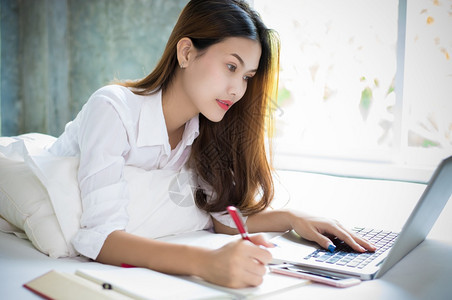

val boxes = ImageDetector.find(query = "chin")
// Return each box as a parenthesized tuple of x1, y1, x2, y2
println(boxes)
(204, 114, 225, 123)
(202, 111, 227, 123)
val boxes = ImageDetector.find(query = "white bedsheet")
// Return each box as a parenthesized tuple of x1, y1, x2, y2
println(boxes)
(2, 170, 451, 300)
(0, 230, 116, 299)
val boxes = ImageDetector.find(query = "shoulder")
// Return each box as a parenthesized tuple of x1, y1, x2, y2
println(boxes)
(90, 84, 134, 103)
(84, 84, 142, 113)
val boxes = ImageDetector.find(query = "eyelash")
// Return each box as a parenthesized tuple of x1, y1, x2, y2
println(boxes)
(227, 64, 253, 81)
(227, 64, 237, 72)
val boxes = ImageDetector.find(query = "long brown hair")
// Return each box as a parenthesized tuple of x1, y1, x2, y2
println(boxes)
(120, 0, 280, 216)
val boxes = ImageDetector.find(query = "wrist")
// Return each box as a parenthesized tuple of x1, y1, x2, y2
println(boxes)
(187, 246, 211, 278)
(284, 210, 298, 230)
(285, 210, 309, 231)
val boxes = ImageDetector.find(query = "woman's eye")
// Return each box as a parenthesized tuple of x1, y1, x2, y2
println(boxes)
(227, 64, 237, 72)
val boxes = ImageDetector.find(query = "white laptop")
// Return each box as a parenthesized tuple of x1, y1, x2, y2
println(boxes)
(270, 155, 452, 280)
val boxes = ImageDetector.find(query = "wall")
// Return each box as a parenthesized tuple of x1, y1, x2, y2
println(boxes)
(1, 0, 188, 136)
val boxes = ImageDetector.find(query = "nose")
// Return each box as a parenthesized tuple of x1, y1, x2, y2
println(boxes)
(228, 78, 247, 101)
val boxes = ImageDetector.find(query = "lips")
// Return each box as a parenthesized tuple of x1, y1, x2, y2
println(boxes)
(216, 99, 233, 111)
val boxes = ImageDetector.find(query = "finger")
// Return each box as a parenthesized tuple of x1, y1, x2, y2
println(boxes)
(242, 257, 268, 277)
(345, 230, 377, 251)
(331, 226, 367, 252)
(310, 221, 363, 252)
(243, 268, 265, 287)
(235, 246, 269, 285)
(248, 234, 276, 248)
(246, 268, 265, 287)
(310, 231, 336, 252)
(225, 266, 264, 288)
(336, 224, 377, 252)
(253, 247, 273, 265)
(243, 240, 273, 265)
(350, 234, 377, 251)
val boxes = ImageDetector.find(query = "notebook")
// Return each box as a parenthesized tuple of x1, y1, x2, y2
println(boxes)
(269, 155, 452, 280)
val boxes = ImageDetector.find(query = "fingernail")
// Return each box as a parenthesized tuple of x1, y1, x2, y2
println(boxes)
(328, 244, 336, 253)
(272, 242, 278, 247)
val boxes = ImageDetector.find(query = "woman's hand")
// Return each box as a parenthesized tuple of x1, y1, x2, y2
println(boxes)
(288, 211, 376, 253)
(197, 235, 273, 289)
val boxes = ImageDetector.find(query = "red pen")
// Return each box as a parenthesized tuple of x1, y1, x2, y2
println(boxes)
(227, 206, 252, 242)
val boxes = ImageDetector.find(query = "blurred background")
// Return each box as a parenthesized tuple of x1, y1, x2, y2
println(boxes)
(255, 0, 452, 181)
(1, 0, 451, 182)
(1, 0, 187, 136)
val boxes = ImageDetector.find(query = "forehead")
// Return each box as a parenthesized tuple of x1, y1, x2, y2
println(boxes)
(205, 37, 262, 68)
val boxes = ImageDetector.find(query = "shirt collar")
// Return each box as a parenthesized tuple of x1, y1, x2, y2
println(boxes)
(136, 90, 199, 153)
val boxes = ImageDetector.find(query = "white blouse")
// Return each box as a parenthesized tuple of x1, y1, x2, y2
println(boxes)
(49, 85, 205, 259)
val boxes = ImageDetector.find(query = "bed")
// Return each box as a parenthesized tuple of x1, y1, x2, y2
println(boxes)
(1, 168, 452, 299)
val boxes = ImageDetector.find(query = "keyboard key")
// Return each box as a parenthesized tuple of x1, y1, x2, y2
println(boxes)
(346, 261, 360, 268)
(316, 254, 333, 262)
(326, 257, 342, 264)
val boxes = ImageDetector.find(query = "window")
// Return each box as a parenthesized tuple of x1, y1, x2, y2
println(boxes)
(254, 0, 452, 182)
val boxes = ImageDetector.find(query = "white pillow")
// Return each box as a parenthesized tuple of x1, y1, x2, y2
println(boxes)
(0, 134, 212, 258)
(0, 157, 70, 258)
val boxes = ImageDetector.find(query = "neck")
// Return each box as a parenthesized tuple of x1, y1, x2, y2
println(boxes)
(161, 71, 198, 135)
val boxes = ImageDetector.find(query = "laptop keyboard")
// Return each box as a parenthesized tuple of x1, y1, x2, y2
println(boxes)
(304, 227, 399, 269)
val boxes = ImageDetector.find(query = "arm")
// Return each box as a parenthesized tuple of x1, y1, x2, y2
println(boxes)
(96, 230, 272, 288)
(215, 209, 376, 252)
(96, 230, 204, 274)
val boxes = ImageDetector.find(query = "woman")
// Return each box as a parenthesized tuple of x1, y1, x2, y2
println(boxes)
(47, 0, 375, 288)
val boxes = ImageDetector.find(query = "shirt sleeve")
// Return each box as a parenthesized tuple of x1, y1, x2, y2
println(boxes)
(71, 91, 132, 259)
(210, 211, 249, 229)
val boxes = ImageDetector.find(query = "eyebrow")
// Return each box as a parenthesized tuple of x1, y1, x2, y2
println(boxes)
(230, 53, 258, 73)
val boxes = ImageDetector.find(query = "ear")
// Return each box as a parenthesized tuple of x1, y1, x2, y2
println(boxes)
(177, 37, 195, 69)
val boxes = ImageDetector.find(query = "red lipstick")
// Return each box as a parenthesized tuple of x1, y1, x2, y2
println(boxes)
(216, 99, 233, 111)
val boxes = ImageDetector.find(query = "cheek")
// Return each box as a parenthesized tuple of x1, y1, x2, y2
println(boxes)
(238, 81, 248, 98)
(199, 62, 225, 89)
(190, 68, 225, 101)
